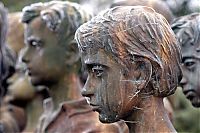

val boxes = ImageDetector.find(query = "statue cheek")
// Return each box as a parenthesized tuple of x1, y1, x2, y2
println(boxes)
(116, 81, 140, 117)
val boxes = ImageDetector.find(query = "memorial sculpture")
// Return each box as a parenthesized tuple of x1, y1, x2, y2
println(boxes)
(171, 13, 200, 108)
(75, 6, 182, 133)
(21, 1, 128, 132)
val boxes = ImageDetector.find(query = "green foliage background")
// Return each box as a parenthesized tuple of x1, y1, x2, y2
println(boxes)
(2, 0, 80, 12)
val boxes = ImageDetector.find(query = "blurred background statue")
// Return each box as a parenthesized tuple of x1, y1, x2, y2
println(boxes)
(171, 13, 200, 132)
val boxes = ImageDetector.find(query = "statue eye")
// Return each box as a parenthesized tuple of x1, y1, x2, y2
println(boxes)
(92, 65, 104, 77)
(29, 40, 41, 48)
(183, 59, 196, 71)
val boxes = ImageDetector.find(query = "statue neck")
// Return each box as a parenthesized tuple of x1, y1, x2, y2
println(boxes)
(125, 95, 176, 133)
(48, 73, 82, 109)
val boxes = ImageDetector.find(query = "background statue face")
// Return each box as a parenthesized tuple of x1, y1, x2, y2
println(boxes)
(7, 71, 35, 101)
(81, 49, 141, 123)
(22, 17, 66, 87)
(180, 41, 200, 107)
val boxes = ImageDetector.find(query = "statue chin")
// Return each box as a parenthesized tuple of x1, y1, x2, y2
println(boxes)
(191, 98, 200, 107)
(29, 77, 42, 87)
(99, 112, 119, 123)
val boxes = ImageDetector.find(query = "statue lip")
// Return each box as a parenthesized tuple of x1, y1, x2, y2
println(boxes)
(27, 67, 33, 76)
(27, 69, 32, 76)
(90, 103, 101, 112)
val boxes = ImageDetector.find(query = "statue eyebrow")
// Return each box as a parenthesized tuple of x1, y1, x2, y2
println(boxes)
(182, 56, 199, 62)
(27, 36, 41, 42)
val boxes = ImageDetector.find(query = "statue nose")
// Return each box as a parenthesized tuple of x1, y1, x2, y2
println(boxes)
(81, 77, 95, 97)
(21, 47, 30, 64)
(81, 87, 94, 97)
(180, 76, 187, 86)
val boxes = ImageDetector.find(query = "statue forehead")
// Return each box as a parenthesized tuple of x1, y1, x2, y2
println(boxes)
(25, 17, 50, 36)
(28, 17, 43, 28)
(182, 40, 200, 59)
(82, 48, 115, 67)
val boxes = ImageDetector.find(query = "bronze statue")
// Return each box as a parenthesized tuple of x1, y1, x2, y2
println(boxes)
(75, 6, 182, 132)
(111, 0, 174, 23)
(21, 1, 128, 132)
(171, 13, 200, 108)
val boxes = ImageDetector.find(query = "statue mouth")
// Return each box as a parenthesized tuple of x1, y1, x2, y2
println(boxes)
(27, 71, 32, 76)
(27, 67, 33, 77)
(90, 103, 101, 112)
(191, 98, 200, 107)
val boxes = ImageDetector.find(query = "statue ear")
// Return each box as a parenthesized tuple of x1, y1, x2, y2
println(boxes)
(65, 40, 80, 65)
(131, 58, 152, 90)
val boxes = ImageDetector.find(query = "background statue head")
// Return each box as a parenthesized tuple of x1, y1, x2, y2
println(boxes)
(75, 6, 181, 123)
(21, 1, 91, 87)
(171, 13, 200, 107)
(111, 0, 174, 23)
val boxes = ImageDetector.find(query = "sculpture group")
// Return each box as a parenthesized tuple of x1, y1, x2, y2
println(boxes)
(0, 0, 200, 132)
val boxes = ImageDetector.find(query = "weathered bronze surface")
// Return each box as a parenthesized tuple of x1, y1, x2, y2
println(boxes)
(76, 6, 182, 132)
(172, 13, 200, 108)
(21, 1, 128, 132)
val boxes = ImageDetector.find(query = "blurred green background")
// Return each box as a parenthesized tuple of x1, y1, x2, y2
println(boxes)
(2, 0, 80, 12)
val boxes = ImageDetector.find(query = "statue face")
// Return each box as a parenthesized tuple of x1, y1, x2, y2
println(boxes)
(22, 17, 66, 86)
(180, 42, 200, 107)
(81, 49, 141, 123)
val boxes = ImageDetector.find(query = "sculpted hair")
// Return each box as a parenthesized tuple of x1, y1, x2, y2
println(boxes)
(22, 0, 91, 44)
(171, 13, 200, 50)
(75, 6, 181, 97)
